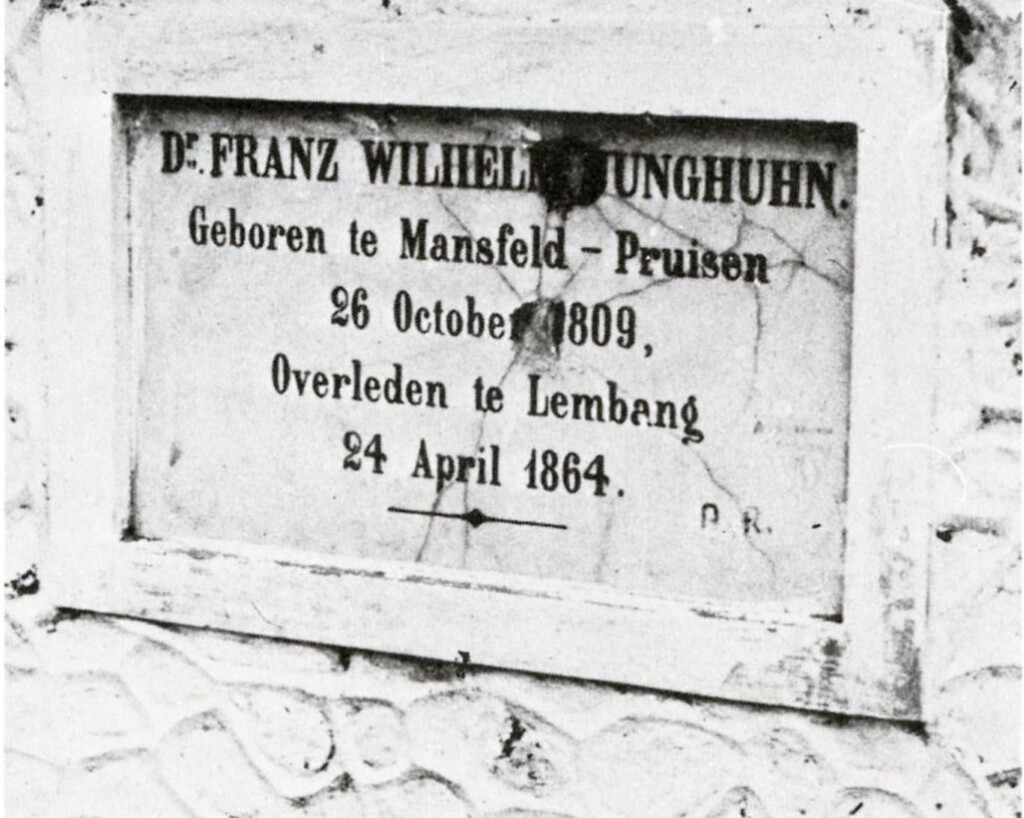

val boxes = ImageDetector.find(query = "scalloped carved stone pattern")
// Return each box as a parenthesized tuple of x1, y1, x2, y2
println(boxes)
(4, 1, 1020, 816)
(1, 610, 1014, 816)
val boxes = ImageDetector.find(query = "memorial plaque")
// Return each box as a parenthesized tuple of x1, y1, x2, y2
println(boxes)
(40, 1, 946, 716)
(125, 99, 855, 614)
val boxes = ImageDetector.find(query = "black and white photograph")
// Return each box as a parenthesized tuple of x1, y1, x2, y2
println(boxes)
(4, 1, 1021, 815)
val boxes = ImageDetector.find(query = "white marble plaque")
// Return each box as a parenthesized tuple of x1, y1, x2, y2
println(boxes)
(127, 99, 855, 613)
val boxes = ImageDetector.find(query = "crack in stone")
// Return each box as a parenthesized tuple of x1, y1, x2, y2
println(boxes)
(741, 217, 852, 294)
(408, 191, 570, 567)
(569, 352, 779, 583)
(459, 352, 521, 568)
(590, 200, 852, 433)
(590, 199, 728, 305)
(592, 502, 617, 583)
(534, 208, 559, 299)
(410, 348, 524, 568)
(412, 182, 843, 586)
(746, 285, 764, 411)
(683, 445, 778, 581)
(593, 206, 768, 410)
(413, 479, 459, 563)
(437, 194, 525, 300)
(554, 243, 601, 299)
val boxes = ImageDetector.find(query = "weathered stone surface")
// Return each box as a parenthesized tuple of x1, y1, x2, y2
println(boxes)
(7, 667, 150, 763)
(934, 666, 1022, 777)
(29, 615, 140, 675)
(156, 710, 280, 815)
(828, 787, 925, 818)
(483, 811, 580, 818)
(5, 751, 60, 818)
(120, 638, 220, 727)
(704, 786, 774, 818)
(331, 698, 409, 781)
(289, 773, 366, 818)
(369, 770, 474, 818)
(576, 717, 744, 816)
(5, 613, 39, 672)
(227, 684, 336, 778)
(151, 622, 348, 680)
(54, 749, 194, 818)
(406, 689, 577, 811)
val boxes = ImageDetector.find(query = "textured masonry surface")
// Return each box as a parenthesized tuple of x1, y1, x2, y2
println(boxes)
(5, 1, 1021, 816)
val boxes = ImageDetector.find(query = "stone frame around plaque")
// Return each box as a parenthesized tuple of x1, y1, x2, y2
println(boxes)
(39, 0, 946, 718)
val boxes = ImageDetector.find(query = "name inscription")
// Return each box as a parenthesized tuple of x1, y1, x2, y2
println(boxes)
(127, 100, 855, 612)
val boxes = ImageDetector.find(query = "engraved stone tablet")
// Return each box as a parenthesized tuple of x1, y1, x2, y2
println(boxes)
(126, 99, 855, 614)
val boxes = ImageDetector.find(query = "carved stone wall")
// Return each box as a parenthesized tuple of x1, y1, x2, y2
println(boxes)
(5, 1, 1020, 816)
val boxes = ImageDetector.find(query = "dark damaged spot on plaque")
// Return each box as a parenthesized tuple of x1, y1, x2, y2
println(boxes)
(510, 299, 565, 362)
(822, 638, 843, 658)
(532, 137, 606, 212)
(6, 566, 40, 597)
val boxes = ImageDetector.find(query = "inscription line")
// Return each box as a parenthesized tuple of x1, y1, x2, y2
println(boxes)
(387, 505, 568, 531)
